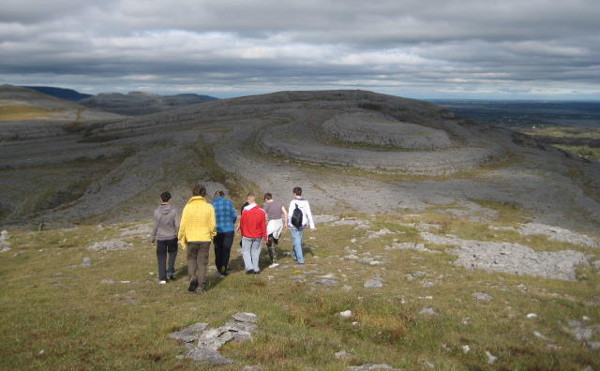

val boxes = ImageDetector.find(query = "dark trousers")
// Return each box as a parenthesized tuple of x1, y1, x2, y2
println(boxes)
(187, 242, 211, 289)
(213, 231, 234, 273)
(156, 238, 178, 280)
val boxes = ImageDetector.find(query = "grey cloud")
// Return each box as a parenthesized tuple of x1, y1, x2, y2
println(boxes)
(0, 0, 598, 98)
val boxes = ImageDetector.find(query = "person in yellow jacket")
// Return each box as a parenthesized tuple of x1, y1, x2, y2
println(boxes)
(178, 184, 216, 295)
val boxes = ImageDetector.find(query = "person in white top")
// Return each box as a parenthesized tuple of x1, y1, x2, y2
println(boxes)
(287, 186, 315, 264)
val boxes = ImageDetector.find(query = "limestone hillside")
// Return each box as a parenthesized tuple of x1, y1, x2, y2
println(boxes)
(1, 89, 598, 231)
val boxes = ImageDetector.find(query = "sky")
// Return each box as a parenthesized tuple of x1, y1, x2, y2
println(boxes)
(1, 0, 599, 99)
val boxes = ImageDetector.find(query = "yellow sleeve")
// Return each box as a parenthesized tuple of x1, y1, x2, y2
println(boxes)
(178, 205, 188, 248)
(209, 205, 217, 238)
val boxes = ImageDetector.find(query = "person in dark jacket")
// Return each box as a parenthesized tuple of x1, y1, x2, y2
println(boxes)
(151, 191, 179, 283)
(239, 193, 267, 274)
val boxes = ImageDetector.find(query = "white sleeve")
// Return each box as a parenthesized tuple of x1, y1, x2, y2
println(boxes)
(305, 201, 315, 230)
(288, 201, 294, 226)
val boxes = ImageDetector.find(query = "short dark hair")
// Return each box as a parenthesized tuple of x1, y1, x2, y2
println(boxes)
(193, 184, 207, 197)
(214, 190, 225, 198)
(293, 187, 302, 196)
(160, 191, 171, 202)
(264, 193, 273, 201)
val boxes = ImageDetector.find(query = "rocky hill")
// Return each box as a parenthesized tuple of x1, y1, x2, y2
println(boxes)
(0, 85, 123, 141)
(1, 89, 599, 370)
(79, 91, 218, 115)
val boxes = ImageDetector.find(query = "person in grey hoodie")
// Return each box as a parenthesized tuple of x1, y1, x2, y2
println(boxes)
(151, 191, 180, 283)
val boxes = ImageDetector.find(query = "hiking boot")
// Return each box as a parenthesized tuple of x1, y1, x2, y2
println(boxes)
(195, 288, 205, 295)
(246, 270, 255, 275)
(188, 280, 198, 292)
(158, 280, 167, 285)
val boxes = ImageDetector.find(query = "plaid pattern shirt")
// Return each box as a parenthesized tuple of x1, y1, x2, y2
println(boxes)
(212, 196, 237, 233)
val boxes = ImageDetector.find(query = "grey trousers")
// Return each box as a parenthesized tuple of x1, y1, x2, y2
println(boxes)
(241, 237, 262, 272)
(186, 241, 211, 289)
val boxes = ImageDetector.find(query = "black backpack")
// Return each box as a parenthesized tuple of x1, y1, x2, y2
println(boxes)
(291, 203, 303, 228)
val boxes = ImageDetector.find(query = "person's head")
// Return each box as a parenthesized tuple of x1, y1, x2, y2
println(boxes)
(264, 193, 273, 202)
(160, 191, 171, 203)
(293, 186, 302, 197)
(192, 184, 207, 197)
(213, 190, 225, 198)
(246, 192, 256, 204)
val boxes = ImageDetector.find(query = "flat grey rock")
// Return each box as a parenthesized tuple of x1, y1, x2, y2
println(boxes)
(419, 306, 438, 316)
(472, 292, 493, 301)
(186, 347, 233, 365)
(364, 278, 383, 289)
(348, 364, 395, 370)
(232, 312, 258, 323)
(167, 323, 210, 343)
(87, 240, 132, 252)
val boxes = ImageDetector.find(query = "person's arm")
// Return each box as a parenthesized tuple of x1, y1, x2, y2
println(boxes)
(151, 210, 158, 244)
(305, 201, 315, 230)
(281, 205, 289, 229)
(229, 201, 237, 224)
(262, 210, 268, 242)
(287, 201, 294, 227)
(178, 207, 187, 248)
(209, 206, 217, 238)
(173, 209, 180, 240)
(238, 210, 245, 235)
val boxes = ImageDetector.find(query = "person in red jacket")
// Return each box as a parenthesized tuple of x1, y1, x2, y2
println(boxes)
(239, 193, 267, 274)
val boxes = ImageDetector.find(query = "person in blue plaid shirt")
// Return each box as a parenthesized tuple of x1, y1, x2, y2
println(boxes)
(211, 190, 238, 276)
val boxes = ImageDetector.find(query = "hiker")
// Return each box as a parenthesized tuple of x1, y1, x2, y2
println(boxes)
(238, 200, 249, 248)
(178, 184, 216, 295)
(151, 191, 179, 284)
(263, 193, 288, 267)
(239, 193, 267, 274)
(288, 187, 315, 264)
(211, 190, 237, 276)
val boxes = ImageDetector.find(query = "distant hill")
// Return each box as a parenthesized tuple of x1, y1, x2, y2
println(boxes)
(79, 91, 219, 116)
(23, 86, 93, 101)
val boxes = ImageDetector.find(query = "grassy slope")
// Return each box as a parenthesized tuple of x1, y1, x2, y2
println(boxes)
(1, 206, 599, 370)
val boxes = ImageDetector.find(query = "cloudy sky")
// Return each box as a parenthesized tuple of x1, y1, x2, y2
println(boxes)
(1, 0, 599, 99)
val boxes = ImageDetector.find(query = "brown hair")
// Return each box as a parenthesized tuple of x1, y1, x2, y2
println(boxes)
(193, 184, 207, 197)
(293, 187, 302, 196)
(213, 190, 225, 198)
(264, 192, 273, 201)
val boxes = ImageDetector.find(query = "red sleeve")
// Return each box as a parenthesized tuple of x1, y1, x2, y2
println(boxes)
(240, 210, 245, 236)
(262, 209, 268, 239)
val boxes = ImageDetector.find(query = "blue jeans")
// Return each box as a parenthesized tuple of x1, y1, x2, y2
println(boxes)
(242, 237, 262, 272)
(290, 227, 305, 263)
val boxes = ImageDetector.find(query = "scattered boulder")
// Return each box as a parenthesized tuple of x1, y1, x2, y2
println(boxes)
(472, 292, 493, 302)
(419, 307, 438, 316)
(485, 350, 498, 364)
(364, 277, 383, 289)
(167, 323, 210, 343)
(420, 232, 588, 281)
(348, 364, 396, 370)
(168, 312, 258, 365)
(334, 350, 352, 359)
(87, 240, 132, 252)
(519, 223, 599, 248)
(422, 282, 436, 288)
(81, 257, 92, 267)
(338, 310, 353, 319)
(365, 229, 393, 238)
(385, 242, 432, 252)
